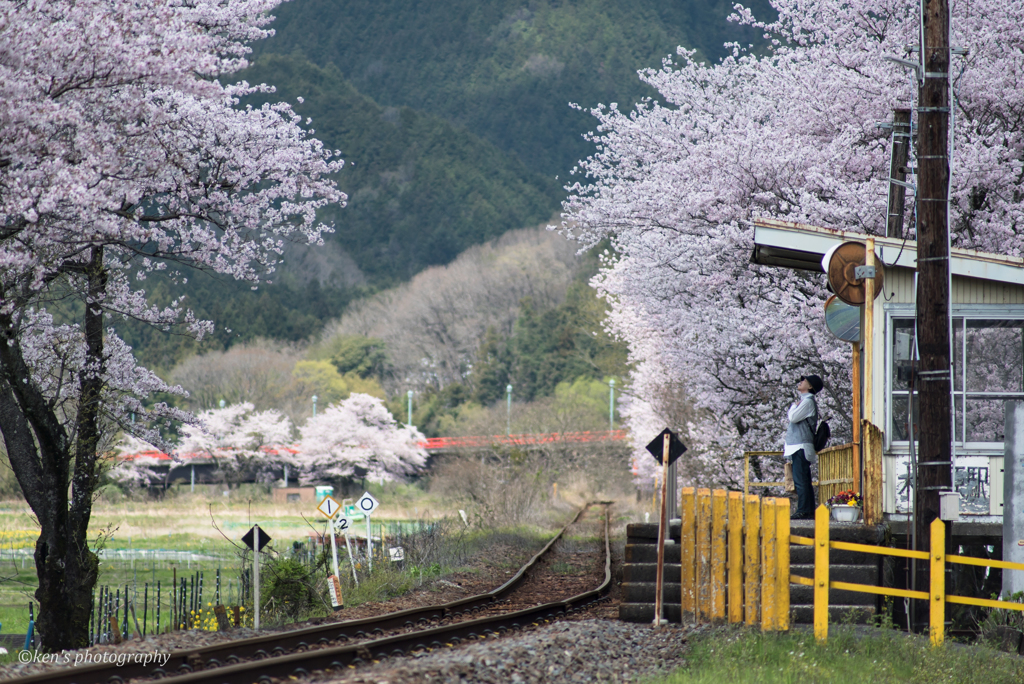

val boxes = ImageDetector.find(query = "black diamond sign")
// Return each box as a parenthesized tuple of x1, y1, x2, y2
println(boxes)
(242, 525, 272, 552)
(646, 428, 687, 466)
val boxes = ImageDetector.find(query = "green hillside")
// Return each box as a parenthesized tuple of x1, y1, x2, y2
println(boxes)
(241, 53, 561, 284)
(254, 0, 772, 176)
(124, 1, 772, 369)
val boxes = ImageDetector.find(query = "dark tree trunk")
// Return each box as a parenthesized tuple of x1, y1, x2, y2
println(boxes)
(0, 247, 106, 651)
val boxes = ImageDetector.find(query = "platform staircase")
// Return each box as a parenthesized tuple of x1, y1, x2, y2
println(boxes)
(619, 518, 882, 624)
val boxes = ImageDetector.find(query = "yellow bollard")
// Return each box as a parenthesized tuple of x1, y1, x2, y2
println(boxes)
(744, 494, 761, 626)
(680, 488, 696, 621)
(814, 504, 830, 642)
(775, 499, 791, 631)
(727, 492, 744, 624)
(696, 488, 712, 623)
(761, 498, 777, 631)
(711, 490, 728, 622)
(930, 518, 946, 646)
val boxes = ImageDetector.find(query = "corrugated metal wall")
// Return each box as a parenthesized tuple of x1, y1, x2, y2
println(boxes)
(885, 267, 1024, 304)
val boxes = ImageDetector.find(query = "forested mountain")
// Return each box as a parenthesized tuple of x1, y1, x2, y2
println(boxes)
(126, 0, 769, 372)
(240, 54, 561, 284)
(253, 0, 772, 175)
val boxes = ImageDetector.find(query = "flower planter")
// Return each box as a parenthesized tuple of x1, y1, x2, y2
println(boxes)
(831, 504, 861, 522)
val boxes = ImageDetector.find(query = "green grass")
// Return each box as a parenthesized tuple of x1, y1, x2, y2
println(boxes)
(654, 626, 1024, 684)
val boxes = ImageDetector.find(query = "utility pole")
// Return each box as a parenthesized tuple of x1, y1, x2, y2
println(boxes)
(914, 0, 952, 631)
(886, 108, 913, 238)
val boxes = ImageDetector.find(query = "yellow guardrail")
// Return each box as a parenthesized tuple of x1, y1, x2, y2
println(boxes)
(793, 504, 1024, 645)
(743, 447, 856, 502)
(680, 487, 790, 630)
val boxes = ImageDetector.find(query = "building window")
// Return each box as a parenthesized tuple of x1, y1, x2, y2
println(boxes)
(891, 316, 1024, 445)
(287, 493, 301, 502)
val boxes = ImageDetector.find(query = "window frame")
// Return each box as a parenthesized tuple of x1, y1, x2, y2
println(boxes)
(885, 306, 1024, 452)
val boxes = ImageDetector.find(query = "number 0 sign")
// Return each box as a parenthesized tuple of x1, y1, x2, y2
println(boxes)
(356, 492, 380, 516)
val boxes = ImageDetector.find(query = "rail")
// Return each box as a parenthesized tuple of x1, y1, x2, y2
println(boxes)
(791, 504, 1024, 645)
(15, 504, 610, 684)
(131, 506, 612, 684)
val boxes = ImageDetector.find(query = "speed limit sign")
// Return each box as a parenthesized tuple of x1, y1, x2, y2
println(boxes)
(356, 492, 380, 516)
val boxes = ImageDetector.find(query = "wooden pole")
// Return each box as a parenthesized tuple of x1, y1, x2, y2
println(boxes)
(915, 0, 952, 632)
(852, 343, 862, 494)
(653, 433, 670, 627)
(886, 109, 913, 238)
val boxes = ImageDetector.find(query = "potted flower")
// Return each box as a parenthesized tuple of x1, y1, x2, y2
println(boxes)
(827, 490, 863, 522)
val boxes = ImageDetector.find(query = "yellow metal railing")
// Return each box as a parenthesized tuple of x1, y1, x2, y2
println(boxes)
(680, 487, 790, 630)
(816, 443, 855, 504)
(792, 504, 1024, 645)
(743, 446, 856, 505)
(743, 451, 786, 495)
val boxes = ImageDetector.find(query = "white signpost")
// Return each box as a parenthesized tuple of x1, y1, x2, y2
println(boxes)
(317, 496, 343, 608)
(335, 514, 359, 586)
(357, 492, 380, 572)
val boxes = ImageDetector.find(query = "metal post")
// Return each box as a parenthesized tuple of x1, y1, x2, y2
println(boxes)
(407, 390, 413, 426)
(253, 524, 260, 631)
(312, 395, 317, 417)
(367, 514, 373, 573)
(343, 528, 359, 586)
(283, 464, 288, 488)
(190, 464, 194, 493)
(653, 433, 670, 628)
(609, 378, 615, 431)
(506, 384, 513, 436)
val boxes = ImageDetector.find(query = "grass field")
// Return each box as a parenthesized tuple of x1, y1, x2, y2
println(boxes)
(654, 625, 1024, 684)
(0, 481, 465, 635)
(0, 479, 610, 638)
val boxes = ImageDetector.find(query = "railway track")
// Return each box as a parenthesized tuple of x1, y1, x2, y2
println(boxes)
(20, 503, 613, 684)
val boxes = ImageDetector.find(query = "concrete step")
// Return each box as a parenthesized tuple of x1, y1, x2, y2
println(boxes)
(622, 563, 683, 584)
(788, 520, 886, 545)
(618, 602, 683, 624)
(790, 545, 880, 566)
(789, 583, 876, 607)
(620, 603, 873, 625)
(791, 604, 874, 624)
(622, 582, 681, 604)
(627, 522, 680, 544)
(789, 563, 877, 587)
(624, 543, 681, 564)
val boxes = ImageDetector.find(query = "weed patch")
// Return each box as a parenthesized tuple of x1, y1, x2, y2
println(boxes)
(655, 625, 1024, 684)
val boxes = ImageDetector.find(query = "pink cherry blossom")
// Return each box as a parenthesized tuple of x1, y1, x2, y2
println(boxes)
(561, 0, 1024, 488)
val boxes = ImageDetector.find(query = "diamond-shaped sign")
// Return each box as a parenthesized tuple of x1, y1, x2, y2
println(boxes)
(356, 491, 380, 516)
(646, 428, 687, 466)
(241, 525, 272, 552)
(317, 495, 341, 519)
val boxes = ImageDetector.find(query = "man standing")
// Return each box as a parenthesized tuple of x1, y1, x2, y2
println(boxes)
(785, 375, 823, 519)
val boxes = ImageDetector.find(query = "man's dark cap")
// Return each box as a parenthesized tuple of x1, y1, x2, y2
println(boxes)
(800, 374, 824, 395)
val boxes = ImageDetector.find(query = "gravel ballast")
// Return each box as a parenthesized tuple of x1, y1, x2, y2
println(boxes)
(321, 619, 689, 684)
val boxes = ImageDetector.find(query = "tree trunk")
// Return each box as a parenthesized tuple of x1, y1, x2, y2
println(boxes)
(0, 247, 107, 651)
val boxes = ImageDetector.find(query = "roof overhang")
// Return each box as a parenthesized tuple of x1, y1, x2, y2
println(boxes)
(752, 218, 1024, 286)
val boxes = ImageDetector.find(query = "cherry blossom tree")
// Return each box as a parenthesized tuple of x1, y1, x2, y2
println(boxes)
(298, 393, 427, 484)
(0, 0, 343, 649)
(178, 402, 295, 483)
(107, 434, 166, 490)
(561, 0, 1024, 488)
